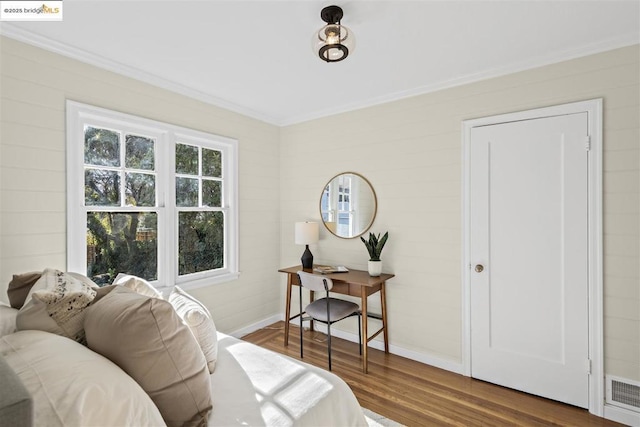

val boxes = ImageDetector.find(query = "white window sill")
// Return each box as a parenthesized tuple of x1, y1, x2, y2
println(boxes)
(155, 271, 240, 292)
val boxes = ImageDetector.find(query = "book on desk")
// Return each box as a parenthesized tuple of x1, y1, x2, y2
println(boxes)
(313, 265, 349, 274)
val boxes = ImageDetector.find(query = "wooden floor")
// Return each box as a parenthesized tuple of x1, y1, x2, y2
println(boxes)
(242, 322, 623, 427)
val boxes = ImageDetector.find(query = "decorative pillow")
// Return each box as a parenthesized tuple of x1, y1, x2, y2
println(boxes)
(16, 269, 98, 344)
(84, 286, 212, 427)
(169, 286, 218, 373)
(67, 272, 100, 289)
(92, 284, 117, 303)
(0, 330, 165, 427)
(7, 271, 42, 309)
(0, 301, 18, 337)
(113, 273, 163, 299)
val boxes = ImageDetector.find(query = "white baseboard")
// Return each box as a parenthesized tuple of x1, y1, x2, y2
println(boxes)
(284, 318, 464, 375)
(604, 404, 640, 427)
(227, 314, 282, 338)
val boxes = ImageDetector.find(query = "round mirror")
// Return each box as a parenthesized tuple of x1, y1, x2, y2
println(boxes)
(319, 172, 377, 239)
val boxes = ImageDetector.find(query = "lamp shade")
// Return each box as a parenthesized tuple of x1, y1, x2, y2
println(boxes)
(295, 222, 319, 245)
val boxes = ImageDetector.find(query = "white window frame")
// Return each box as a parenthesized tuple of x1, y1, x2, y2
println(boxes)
(66, 101, 239, 290)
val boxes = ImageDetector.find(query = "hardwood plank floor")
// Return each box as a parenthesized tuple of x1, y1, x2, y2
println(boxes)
(242, 322, 623, 427)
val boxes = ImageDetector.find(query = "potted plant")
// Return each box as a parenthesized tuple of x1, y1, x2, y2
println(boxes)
(360, 231, 388, 276)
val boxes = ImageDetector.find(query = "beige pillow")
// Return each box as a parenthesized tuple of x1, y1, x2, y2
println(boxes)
(1, 330, 166, 427)
(169, 286, 218, 373)
(7, 271, 42, 309)
(84, 286, 212, 427)
(16, 269, 97, 344)
(91, 284, 117, 304)
(113, 273, 163, 298)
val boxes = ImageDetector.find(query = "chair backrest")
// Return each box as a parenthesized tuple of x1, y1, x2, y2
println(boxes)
(297, 271, 333, 293)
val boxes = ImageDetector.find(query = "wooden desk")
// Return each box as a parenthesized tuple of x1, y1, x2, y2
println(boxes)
(278, 265, 394, 374)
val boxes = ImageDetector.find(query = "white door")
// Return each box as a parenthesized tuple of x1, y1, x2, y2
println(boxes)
(470, 112, 590, 408)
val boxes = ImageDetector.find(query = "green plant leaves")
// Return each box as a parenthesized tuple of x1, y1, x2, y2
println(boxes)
(361, 231, 389, 261)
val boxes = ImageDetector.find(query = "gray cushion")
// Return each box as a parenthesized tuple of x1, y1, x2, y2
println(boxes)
(0, 355, 33, 427)
(305, 297, 359, 323)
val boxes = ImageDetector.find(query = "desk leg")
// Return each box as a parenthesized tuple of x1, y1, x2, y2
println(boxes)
(361, 286, 368, 374)
(284, 274, 293, 347)
(381, 282, 389, 353)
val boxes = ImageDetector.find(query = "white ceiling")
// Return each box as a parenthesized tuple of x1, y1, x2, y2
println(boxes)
(2, 1, 639, 125)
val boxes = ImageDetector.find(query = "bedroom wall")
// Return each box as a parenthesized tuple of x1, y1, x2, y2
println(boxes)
(280, 45, 640, 381)
(1, 34, 637, 384)
(0, 36, 282, 333)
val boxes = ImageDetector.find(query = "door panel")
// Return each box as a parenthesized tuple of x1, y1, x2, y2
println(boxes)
(470, 113, 589, 408)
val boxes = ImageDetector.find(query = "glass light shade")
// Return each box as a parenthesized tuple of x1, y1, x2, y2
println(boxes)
(295, 221, 319, 245)
(313, 23, 355, 62)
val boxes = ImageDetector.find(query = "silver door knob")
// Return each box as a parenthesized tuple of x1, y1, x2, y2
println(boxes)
(475, 264, 484, 273)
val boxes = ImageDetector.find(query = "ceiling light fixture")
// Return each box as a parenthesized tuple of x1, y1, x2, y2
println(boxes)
(313, 5, 355, 63)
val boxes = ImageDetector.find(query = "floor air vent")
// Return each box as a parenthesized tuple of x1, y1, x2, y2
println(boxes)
(607, 375, 640, 413)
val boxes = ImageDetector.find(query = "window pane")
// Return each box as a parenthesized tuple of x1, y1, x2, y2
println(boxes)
(87, 212, 157, 285)
(126, 173, 155, 207)
(85, 169, 120, 206)
(202, 148, 221, 178)
(202, 180, 221, 207)
(178, 211, 224, 275)
(176, 177, 198, 207)
(337, 212, 350, 236)
(85, 127, 120, 167)
(126, 135, 155, 170)
(176, 143, 198, 175)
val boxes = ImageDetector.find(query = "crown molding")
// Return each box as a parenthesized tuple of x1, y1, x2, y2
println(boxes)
(280, 34, 640, 126)
(1, 23, 637, 128)
(0, 23, 281, 125)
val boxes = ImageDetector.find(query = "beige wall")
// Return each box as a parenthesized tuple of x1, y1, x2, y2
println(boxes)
(0, 36, 282, 333)
(1, 35, 638, 382)
(280, 45, 640, 380)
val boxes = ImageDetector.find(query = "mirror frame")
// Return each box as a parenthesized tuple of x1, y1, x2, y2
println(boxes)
(319, 171, 377, 239)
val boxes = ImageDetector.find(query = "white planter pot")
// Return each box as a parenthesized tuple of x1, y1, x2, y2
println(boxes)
(368, 260, 382, 277)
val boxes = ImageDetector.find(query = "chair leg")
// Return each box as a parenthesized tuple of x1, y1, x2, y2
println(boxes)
(299, 285, 303, 359)
(326, 290, 333, 371)
(327, 321, 332, 371)
(358, 312, 362, 356)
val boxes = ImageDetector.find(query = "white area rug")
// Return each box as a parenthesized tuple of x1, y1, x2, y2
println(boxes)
(362, 408, 405, 427)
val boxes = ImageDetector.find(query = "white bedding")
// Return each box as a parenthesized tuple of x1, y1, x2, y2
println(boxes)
(210, 333, 368, 426)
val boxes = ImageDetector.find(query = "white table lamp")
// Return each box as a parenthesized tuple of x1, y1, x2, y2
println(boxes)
(295, 222, 319, 269)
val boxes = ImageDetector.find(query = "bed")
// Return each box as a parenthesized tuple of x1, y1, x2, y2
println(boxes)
(0, 269, 367, 426)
